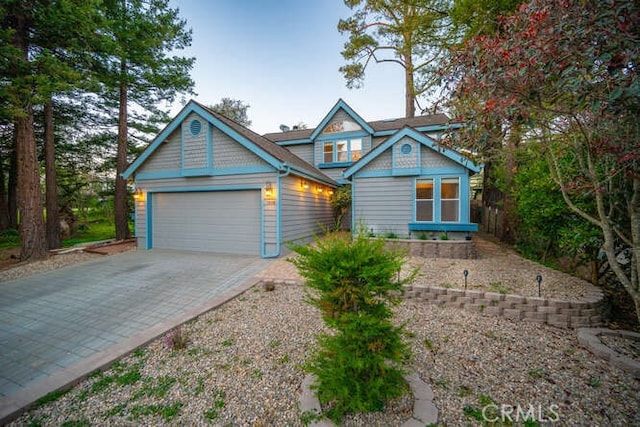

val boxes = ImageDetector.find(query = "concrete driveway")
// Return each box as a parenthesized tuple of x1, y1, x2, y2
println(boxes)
(0, 249, 272, 421)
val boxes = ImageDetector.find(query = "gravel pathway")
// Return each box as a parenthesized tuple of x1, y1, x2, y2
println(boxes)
(3, 238, 639, 426)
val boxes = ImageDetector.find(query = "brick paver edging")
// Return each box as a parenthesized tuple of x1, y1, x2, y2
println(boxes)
(300, 371, 438, 426)
(258, 280, 605, 329)
(577, 328, 640, 378)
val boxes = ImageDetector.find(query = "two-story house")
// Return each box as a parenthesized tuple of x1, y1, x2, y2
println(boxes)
(123, 99, 480, 258)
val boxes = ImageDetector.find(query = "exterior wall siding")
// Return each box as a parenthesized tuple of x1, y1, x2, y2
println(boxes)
(367, 148, 393, 171)
(212, 127, 267, 169)
(353, 177, 413, 236)
(182, 113, 207, 169)
(280, 174, 334, 247)
(284, 144, 314, 164)
(422, 146, 459, 168)
(137, 132, 181, 174)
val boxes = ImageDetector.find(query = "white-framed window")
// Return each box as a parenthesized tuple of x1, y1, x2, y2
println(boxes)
(416, 179, 434, 221)
(441, 178, 460, 222)
(322, 138, 363, 163)
(323, 142, 333, 163)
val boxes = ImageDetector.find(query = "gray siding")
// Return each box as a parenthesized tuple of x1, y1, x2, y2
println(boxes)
(353, 177, 413, 237)
(138, 131, 181, 174)
(280, 174, 333, 245)
(285, 144, 314, 164)
(212, 128, 267, 169)
(182, 113, 207, 169)
(422, 146, 459, 169)
(371, 136, 386, 148)
(393, 137, 419, 171)
(134, 198, 146, 246)
(318, 167, 345, 182)
(367, 148, 392, 171)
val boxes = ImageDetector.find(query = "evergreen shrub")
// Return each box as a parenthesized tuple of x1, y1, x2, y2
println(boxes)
(290, 231, 415, 422)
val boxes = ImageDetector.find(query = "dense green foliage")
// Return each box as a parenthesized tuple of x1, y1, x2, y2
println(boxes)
(290, 232, 415, 422)
(446, 0, 640, 322)
(0, 0, 194, 258)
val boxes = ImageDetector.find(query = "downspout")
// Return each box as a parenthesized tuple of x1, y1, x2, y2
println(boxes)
(264, 163, 291, 258)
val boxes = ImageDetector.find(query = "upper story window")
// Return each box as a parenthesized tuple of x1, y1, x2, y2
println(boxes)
(322, 119, 361, 134)
(322, 138, 362, 164)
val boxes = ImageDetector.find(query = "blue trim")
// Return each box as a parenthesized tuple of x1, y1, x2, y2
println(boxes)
(315, 130, 368, 141)
(182, 168, 211, 177)
(344, 127, 481, 179)
(392, 168, 421, 176)
(135, 165, 276, 180)
(146, 193, 153, 249)
(206, 123, 213, 168)
(180, 121, 186, 170)
(275, 139, 312, 146)
(352, 166, 467, 179)
(408, 222, 478, 232)
(147, 184, 263, 193)
(319, 162, 353, 169)
(310, 99, 374, 140)
(123, 101, 286, 179)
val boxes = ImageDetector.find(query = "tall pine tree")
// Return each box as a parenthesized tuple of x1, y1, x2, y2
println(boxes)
(97, 0, 194, 240)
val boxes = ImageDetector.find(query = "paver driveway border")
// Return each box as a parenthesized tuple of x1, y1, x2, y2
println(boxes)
(0, 249, 273, 424)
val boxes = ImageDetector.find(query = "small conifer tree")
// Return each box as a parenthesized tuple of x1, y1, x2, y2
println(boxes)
(290, 231, 415, 422)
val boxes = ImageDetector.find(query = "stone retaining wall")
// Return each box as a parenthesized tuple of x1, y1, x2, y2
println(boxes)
(401, 284, 605, 328)
(258, 280, 604, 329)
(384, 239, 477, 259)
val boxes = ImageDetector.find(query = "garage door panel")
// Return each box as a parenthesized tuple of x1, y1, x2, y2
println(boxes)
(152, 191, 260, 255)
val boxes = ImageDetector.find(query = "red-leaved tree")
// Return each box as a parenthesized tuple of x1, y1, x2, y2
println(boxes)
(446, 0, 640, 323)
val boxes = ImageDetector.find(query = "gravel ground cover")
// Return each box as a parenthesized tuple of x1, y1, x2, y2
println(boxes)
(3, 239, 639, 426)
(8, 282, 640, 426)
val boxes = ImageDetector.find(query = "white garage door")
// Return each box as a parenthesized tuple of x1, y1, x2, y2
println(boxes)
(152, 191, 261, 255)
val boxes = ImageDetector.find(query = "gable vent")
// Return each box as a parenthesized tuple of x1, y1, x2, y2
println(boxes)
(190, 119, 202, 136)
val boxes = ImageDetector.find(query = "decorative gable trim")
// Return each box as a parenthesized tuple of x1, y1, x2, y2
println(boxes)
(123, 101, 283, 179)
(343, 126, 481, 179)
(309, 99, 374, 141)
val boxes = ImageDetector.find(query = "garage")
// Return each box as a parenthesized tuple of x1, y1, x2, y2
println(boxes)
(151, 191, 261, 255)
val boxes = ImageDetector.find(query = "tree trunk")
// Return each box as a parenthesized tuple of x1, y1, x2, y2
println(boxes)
(44, 98, 61, 249)
(12, 8, 46, 260)
(403, 47, 415, 118)
(500, 123, 520, 244)
(0, 149, 10, 231)
(114, 58, 131, 240)
(16, 110, 47, 260)
(8, 130, 18, 229)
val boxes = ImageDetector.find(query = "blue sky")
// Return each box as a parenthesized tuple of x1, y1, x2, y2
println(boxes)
(168, 0, 407, 134)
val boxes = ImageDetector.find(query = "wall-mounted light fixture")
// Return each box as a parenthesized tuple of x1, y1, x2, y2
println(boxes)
(133, 188, 146, 202)
(328, 189, 334, 195)
(300, 179, 309, 190)
(264, 182, 274, 198)
(316, 186, 324, 193)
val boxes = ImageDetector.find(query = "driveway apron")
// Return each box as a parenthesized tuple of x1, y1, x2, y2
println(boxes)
(0, 249, 271, 402)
